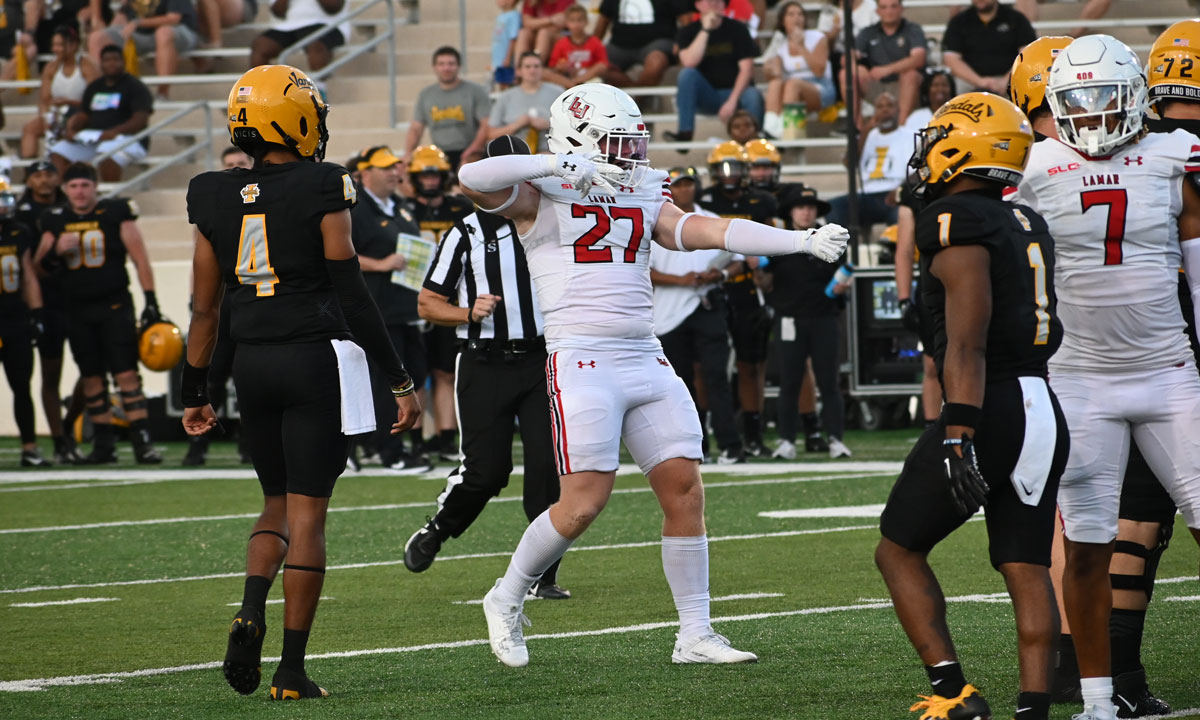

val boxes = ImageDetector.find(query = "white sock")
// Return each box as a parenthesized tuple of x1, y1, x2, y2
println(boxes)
(764, 111, 783, 137)
(1081, 676, 1114, 712)
(662, 535, 710, 640)
(494, 510, 573, 606)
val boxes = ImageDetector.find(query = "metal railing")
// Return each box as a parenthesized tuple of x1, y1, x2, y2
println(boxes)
(97, 100, 217, 197)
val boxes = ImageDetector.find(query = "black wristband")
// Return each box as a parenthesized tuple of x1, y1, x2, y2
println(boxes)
(144, 290, 158, 308)
(181, 361, 210, 408)
(942, 402, 981, 430)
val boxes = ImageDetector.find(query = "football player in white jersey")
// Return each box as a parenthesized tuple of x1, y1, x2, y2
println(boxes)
(1010, 35, 1200, 720)
(455, 83, 848, 668)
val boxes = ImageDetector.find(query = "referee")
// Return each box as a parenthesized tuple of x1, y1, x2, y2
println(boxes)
(402, 135, 568, 599)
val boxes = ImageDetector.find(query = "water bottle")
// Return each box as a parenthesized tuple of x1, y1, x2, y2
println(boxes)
(824, 264, 853, 298)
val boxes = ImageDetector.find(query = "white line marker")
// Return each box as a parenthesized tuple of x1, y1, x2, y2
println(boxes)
(224, 596, 332, 607)
(8, 597, 119, 608)
(1163, 595, 1200, 602)
(760, 504, 888, 519)
(712, 593, 785, 602)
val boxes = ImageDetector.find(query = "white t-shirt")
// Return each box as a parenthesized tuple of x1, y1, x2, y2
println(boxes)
(772, 29, 831, 83)
(274, 0, 351, 38)
(904, 106, 933, 133)
(859, 125, 910, 195)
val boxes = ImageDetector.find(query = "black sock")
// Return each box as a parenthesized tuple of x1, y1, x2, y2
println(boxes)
(801, 412, 820, 435)
(540, 558, 561, 586)
(1110, 608, 1146, 676)
(409, 429, 425, 454)
(1016, 691, 1051, 720)
(924, 661, 966, 699)
(743, 412, 762, 444)
(279, 628, 310, 673)
(129, 418, 150, 444)
(92, 422, 115, 449)
(439, 428, 457, 449)
(924, 418, 938, 429)
(241, 575, 272, 613)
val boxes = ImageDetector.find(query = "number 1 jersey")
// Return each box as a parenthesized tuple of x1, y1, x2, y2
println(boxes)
(1011, 130, 1200, 373)
(520, 170, 673, 351)
(187, 161, 357, 345)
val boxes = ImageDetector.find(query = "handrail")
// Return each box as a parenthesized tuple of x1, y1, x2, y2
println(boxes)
(96, 100, 215, 198)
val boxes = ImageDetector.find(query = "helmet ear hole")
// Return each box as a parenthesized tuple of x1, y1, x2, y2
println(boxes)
(300, 117, 308, 136)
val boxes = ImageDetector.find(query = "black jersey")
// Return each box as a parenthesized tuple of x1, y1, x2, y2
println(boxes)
(186, 161, 358, 345)
(917, 189, 1063, 383)
(699, 186, 778, 310)
(408, 194, 474, 244)
(40, 197, 137, 306)
(0, 219, 35, 317)
(15, 190, 64, 229)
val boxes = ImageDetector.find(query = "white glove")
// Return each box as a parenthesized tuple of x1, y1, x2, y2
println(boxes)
(797, 223, 849, 263)
(551, 150, 621, 197)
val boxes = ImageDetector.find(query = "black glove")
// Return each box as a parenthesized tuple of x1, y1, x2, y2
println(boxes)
(900, 298, 921, 334)
(943, 434, 989, 516)
(28, 308, 44, 347)
(140, 290, 162, 328)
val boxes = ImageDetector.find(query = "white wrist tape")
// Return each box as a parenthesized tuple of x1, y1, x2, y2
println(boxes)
(1183, 237, 1200, 334)
(723, 217, 806, 255)
(457, 154, 557, 193)
(674, 212, 696, 251)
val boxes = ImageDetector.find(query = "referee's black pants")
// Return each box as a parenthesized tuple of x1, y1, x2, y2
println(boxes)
(659, 299, 741, 452)
(436, 344, 559, 537)
(775, 314, 844, 441)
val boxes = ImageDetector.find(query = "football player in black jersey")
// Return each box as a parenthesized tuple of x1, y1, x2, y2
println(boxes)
(407, 144, 473, 460)
(183, 65, 421, 701)
(875, 93, 1070, 720)
(0, 179, 50, 466)
(34, 162, 163, 464)
(700, 140, 778, 458)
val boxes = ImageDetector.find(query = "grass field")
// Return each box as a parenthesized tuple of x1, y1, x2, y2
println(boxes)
(1, 430, 1197, 720)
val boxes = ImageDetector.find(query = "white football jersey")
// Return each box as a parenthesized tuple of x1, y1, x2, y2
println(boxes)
(1012, 130, 1200, 373)
(520, 169, 673, 352)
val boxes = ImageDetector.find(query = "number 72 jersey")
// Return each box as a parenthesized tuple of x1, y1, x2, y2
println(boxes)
(1010, 130, 1199, 373)
(187, 161, 358, 345)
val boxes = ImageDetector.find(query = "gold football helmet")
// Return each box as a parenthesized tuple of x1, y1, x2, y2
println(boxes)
(139, 321, 184, 372)
(909, 92, 1033, 196)
(408, 145, 452, 173)
(1148, 20, 1200, 112)
(1008, 35, 1073, 118)
(707, 140, 748, 190)
(227, 65, 328, 161)
(743, 138, 782, 190)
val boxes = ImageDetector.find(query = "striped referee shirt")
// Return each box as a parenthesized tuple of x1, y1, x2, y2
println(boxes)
(422, 210, 545, 341)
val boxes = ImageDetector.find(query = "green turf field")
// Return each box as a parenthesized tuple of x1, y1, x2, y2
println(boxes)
(1, 431, 1197, 719)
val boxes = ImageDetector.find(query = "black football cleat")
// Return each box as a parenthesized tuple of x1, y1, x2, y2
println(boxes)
(909, 684, 991, 720)
(182, 438, 207, 466)
(53, 436, 84, 465)
(805, 432, 830, 453)
(530, 581, 572, 600)
(403, 517, 445, 573)
(222, 607, 266, 695)
(1114, 669, 1170, 718)
(20, 448, 52, 467)
(132, 429, 163, 465)
(269, 667, 329, 700)
(82, 446, 119, 465)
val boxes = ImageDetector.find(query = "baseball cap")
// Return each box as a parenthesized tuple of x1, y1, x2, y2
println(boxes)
(357, 145, 403, 170)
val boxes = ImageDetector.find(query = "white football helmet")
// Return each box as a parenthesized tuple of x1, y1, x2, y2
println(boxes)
(1046, 35, 1148, 157)
(548, 84, 651, 188)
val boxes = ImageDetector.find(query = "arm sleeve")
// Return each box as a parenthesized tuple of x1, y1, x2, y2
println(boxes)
(326, 256, 410, 386)
(423, 223, 468, 295)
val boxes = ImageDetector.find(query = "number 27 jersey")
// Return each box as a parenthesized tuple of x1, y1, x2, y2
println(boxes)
(520, 170, 673, 351)
(1010, 131, 1199, 373)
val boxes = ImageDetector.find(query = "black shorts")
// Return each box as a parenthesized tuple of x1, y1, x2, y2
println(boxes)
(728, 304, 772, 364)
(261, 24, 345, 53)
(880, 376, 1070, 568)
(426, 324, 457, 375)
(1118, 442, 1178, 524)
(66, 294, 139, 377)
(233, 341, 349, 498)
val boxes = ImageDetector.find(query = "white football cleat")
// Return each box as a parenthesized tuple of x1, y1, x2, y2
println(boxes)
(482, 579, 531, 668)
(772, 440, 797, 460)
(1071, 703, 1118, 720)
(671, 632, 758, 664)
(828, 437, 852, 459)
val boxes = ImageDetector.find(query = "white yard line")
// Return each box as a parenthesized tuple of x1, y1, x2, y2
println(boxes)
(1162, 595, 1200, 602)
(453, 591, 785, 607)
(8, 597, 119, 608)
(225, 596, 332, 607)
(760, 504, 888, 519)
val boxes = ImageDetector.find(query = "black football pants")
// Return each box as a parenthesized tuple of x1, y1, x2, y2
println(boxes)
(659, 300, 742, 452)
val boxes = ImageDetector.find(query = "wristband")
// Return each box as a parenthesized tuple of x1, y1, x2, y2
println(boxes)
(181, 361, 210, 408)
(941, 402, 981, 430)
(391, 377, 416, 398)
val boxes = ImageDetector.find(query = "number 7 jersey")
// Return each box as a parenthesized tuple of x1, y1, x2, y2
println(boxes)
(186, 161, 358, 344)
(1010, 130, 1200, 373)
(520, 170, 673, 351)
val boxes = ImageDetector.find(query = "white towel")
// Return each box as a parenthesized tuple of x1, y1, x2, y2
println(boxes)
(330, 339, 375, 436)
(1010, 376, 1057, 506)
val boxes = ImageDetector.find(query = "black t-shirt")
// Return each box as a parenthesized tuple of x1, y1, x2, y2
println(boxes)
(16, 189, 66, 306)
(941, 4, 1035, 79)
(676, 17, 759, 89)
(764, 252, 843, 318)
(351, 190, 422, 326)
(408, 194, 475, 245)
(0, 219, 35, 323)
(187, 161, 358, 345)
(601, 0, 688, 50)
(41, 198, 137, 306)
(917, 189, 1062, 383)
(699, 185, 777, 309)
(81, 73, 153, 142)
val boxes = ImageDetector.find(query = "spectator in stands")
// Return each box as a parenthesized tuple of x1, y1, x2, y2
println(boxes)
(818, 0, 875, 91)
(666, 0, 764, 144)
(197, 0, 257, 49)
(406, 46, 491, 170)
(593, 0, 689, 88)
(826, 91, 905, 230)
(841, 0, 925, 125)
(942, 0, 1034, 94)
(516, 0, 570, 64)
(692, 0, 759, 35)
(21, 26, 98, 159)
(763, 1, 834, 138)
(49, 44, 152, 182)
(491, 0, 522, 89)
(32, 0, 114, 53)
(1014, 0, 1111, 37)
(488, 52, 562, 153)
(249, 0, 346, 79)
(902, 67, 953, 131)
(543, 4, 608, 87)
(726, 108, 759, 144)
(221, 145, 252, 169)
(88, 0, 201, 99)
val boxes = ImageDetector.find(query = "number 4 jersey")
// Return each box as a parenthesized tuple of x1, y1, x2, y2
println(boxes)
(187, 161, 357, 344)
(520, 170, 673, 351)
(1011, 130, 1199, 373)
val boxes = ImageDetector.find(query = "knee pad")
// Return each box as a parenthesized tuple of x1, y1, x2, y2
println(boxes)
(84, 391, 108, 417)
(1111, 523, 1173, 600)
(118, 387, 147, 412)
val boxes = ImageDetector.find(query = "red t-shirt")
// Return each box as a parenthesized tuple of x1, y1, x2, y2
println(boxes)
(549, 35, 608, 71)
(691, 0, 755, 24)
(523, 0, 572, 17)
